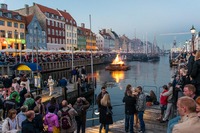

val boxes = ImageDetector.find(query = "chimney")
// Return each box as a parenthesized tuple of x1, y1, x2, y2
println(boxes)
(0, 3, 7, 10)
(81, 23, 85, 28)
(64, 10, 66, 12)
(33, 2, 36, 6)
(25, 4, 29, 15)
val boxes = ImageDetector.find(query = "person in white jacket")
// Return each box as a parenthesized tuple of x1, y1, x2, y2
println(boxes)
(2, 109, 19, 133)
(48, 76, 54, 96)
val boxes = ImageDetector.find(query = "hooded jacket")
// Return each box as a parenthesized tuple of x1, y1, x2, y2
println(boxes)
(44, 112, 59, 132)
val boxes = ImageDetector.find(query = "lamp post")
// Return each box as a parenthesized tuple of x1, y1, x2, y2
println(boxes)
(14, 30, 17, 64)
(190, 25, 196, 52)
(185, 40, 188, 53)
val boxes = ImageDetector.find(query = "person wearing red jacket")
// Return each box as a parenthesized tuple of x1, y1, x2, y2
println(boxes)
(156, 85, 168, 121)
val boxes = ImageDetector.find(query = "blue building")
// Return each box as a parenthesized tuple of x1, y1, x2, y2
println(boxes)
(25, 15, 46, 49)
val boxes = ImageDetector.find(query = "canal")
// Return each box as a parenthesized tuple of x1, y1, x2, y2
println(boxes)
(42, 54, 176, 127)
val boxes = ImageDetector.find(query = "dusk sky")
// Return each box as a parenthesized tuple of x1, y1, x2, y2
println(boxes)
(1, 0, 200, 49)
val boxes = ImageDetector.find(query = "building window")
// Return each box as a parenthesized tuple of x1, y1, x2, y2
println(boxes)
(0, 20, 4, 26)
(56, 30, 58, 36)
(8, 31, 12, 38)
(0, 30, 5, 37)
(20, 32, 25, 39)
(45, 12, 49, 17)
(8, 13, 12, 18)
(14, 23, 18, 28)
(63, 39, 65, 44)
(17, 15, 21, 20)
(52, 29, 54, 35)
(7, 21, 12, 27)
(20, 24, 24, 29)
(48, 28, 50, 34)
(56, 38, 58, 43)
(42, 38, 45, 43)
(56, 22, 58, 27)
(48, 37, 51, 43)
(29, 29, 32, 34)
(42, 31, 46, 36)
(59, 39, 61, 44)
(52, 38, 55, 43)
(52, 21, 54, 26)
(30, 37, 33, 43)
(47, 20, 50, 25)
(0, 11, 2, 16)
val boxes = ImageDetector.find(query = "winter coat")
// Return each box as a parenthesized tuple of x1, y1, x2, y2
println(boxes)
(160, 90, 168, 105)
(44, 112, 59, 132)
(191, 59, 200, 85)
(34, 113, 44, 133)
(21, 119, 39, 133)
(123, 95, 137, 115)
(57, 106, 78, 133)
(99, 105, 113, 125)
(46, 103, 59, 114)
(19, 88, 27, 106)
(136, 92, 146, 112)
(73, 99, 90, 122)
(9, 91, 20, 103)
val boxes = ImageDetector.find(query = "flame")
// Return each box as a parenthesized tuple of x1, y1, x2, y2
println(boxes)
(111, 71, 125, 83)
(112, 54, 124, 65)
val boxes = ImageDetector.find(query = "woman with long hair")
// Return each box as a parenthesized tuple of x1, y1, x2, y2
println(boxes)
(99, 93, 113, 133)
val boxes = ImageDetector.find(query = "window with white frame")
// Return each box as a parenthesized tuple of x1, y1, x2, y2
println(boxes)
(48, 37, 51, 43)
(47, 20, 50, 25)
(52, 21, 54, 26)
(48, 28, 50, 34)
(52, 29, 54, 35)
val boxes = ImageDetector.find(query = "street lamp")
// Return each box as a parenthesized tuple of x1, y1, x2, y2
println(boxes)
(190, 25, 196, 52)
(185, 40, 188, 52)
(14, 30, 17, 64)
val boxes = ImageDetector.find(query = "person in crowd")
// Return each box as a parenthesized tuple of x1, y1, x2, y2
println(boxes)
(132, 87, 139, 127)
(161, 82, 174, 122)
(183, 84, 197, 100)
(57, 100, 78, 133)
(123, 88, 137, 133)
(44, 105, 59, 133)
(149, 90, 158, 105)
(47, 75, 54, 96)
(32, 96, 45, 116)
(23, 93, 35, 110)
(73, 97, 90, 133)
(21, 110, 38, 133)
(167, 84, 197, 133)
(20, 76, 30, 92)
(59, 77, 68, 88)
(99, 93, 113, 133)
(9, 87, 20, 103)
(34, 106, 44, 133)
(3, 75, 12, 98)
(172, 96, 200, 133)
(97, 86, 108, 112)
(136, 86, 146, 133)
(124, 84, 132, 96)
(2, 109, 19, 133)
(19, 83, 27, 106)
(46, 97, 59, 114)
(71, 67, 77, 83)
(157, 85, 168, 122)
(187, 50, 196, 76)
(4, 94, 19, 117)
(17, 105, 28, 130)
(196, 96, 200, 117)
(12, 78, 20, 92)
(191, 50, 200, 96)
(0, 88, 3, 121)
(81, 66, 86, 80)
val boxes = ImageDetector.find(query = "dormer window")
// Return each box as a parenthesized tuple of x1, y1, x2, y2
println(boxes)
(66, 19, 68, 22)
(61, 17, 64, 21)
(8, 13, 12, 18)
(56, 16, 59, 19)
(17, 15, 21, 20)
(51, 14, 54, 18)
(45, 12, 49, 17)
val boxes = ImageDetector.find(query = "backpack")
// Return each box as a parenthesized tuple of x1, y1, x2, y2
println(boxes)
(60, 108, 72, 129)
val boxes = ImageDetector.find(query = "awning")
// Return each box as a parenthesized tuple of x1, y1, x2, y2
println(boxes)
(12, 63, 42, 71)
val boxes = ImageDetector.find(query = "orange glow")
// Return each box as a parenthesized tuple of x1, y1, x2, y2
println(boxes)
(111, 71, 124, 83)
(111, 54, 124, 65)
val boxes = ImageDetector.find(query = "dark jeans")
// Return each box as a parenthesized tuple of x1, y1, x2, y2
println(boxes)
(125, 114, 134, 133)
(138, 111, 145, 132)
(99, 124, 109, 133)
(76, 120, 86, 133)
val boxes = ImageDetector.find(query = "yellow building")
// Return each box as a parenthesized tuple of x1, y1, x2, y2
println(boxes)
(0, 4, 26, 51)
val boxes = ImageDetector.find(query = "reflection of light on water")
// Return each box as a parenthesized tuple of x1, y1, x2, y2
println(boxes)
(111, 71, 124, 83)
(118, 82, 123, 90)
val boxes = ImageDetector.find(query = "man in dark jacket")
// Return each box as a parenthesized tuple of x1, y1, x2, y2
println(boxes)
(187, 50, 196, 76)
(22, 110, 38, 133)
(123, 89, 137, 133)
(73, 97, 90, 133)
(96, 86, 108, 111)
(4, 94, 19, 117)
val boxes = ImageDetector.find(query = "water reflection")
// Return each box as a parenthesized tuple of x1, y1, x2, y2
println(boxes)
(111, 71, 125, 83)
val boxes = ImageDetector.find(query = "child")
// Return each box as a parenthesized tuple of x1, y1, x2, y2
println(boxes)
(156, 85, 168, 121)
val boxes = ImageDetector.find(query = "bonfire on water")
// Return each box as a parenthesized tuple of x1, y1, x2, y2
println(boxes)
(111, 54, 124, 65)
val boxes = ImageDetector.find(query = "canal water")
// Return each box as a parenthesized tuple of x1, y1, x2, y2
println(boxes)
(42, 54, 176, 127)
